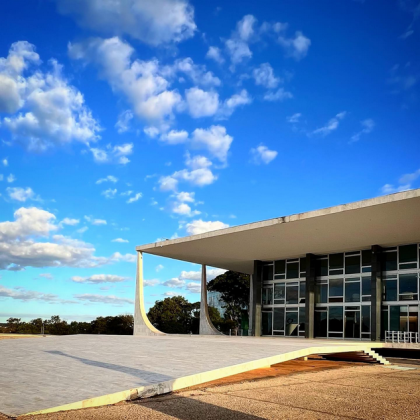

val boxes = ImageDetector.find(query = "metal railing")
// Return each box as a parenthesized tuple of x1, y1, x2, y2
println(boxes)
(385, 331, 419, 343)
(229, 328, 248, 337)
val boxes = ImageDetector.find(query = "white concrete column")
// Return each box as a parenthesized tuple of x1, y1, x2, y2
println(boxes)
(199, 264, 223, 335)
(133, 251, 165, 336)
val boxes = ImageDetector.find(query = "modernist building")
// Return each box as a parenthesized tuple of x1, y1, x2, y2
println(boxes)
(135, 189, 420, 341)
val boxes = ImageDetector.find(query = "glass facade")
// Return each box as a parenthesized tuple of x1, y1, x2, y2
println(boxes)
(260, 244, 420, 340)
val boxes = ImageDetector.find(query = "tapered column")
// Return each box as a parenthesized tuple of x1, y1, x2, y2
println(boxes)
(249, 260, 262, 337)
(133, 251, 165, 336)
(199, 265, 222, 335)
(371, 245, 383, 342)
(305, 254, 316, 339)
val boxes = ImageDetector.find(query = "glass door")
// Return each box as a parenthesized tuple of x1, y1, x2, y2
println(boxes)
(345, 307, 361, 339)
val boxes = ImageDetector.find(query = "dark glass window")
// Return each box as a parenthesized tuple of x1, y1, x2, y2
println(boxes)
(408, 307, 418, 334)
(262, 312, 272, 335)
(274, 260, 285, 277)
(329, 253, 344, 275)
(345, 280, 360, 302)
(362, 306, 371, 333)
(262, 287, 273, 305)
(329, 307, 344, 332)
(274, 283, 285, 303)
(381, 308, 388, 338)
(384, 279, 397, 301)
(315, 310, 328, 337)
(315, 258, 328, 277)
(345, 255, 360, 274)
(273, 308, 284, 331)
(390, 306, 408, 332)
(329, 278, 343, 302)
(299, 281, 306, 303)
(362, 276, 371, 296)
(399, 274, 418, 301)
(285, 310, 298, 336)
(300, 257, 307, 277)
(262, 264, 273, 281)
(384, 251, 397, 271)
(362, 250, 372, 267)
(299, 307, 306, 335)
(286, 262, 299, 279)
(316, 283, 328, 303)
(286, 283, 299, 304)
(399, 244, 417, 264)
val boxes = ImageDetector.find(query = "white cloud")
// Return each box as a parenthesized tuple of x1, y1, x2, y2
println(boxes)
(160, 129, 188, 145)
(96, 175, 118, 184)
(2, 158, 8, 166)
(1, 41, 100, 152)
(185, 87, 219, 118)
(69, 37, 182, 127)
(143, 126, 160, 138)
(380, 168, 420, 195)
(167, 57, 221, 87)
(71, 274, 128, 284)
(121, 190, 133, 196)
(174, 191, 195, 203)
(127, 192, 142, 203)
(250, 144, 278, 165)
(101, 188, 117, 199)
(77, 226, 88, 234)
(155, 264, 164, 272)
(237, 14, 257, 41)
(287, 113, 301, 123)
(163, 278, 185, 288)
(90, 142, 133, 165)
(277, 31, 311, 60)
(6, 174, 16, 183)
(172, 202, 200, 217)
(115, 109, 133, 133)
(60, 218, 80, 226)
(112, 238, 128, 243)
(185, 219, 229, 235)
(185, 282, 201, 293)
(311, 112, 347, 136)
(73, 293, 134, 305)
(253, 63, 280, 89)
(0, 207, 135, 271)
(85, 216, 107, 225)
(144, 279, 160, 287)
(164, 291, 180, 297)
(218, 89, 252, 118)
(0, 284, 73, 304)
(179, 268, 225, 281)
(56, 0, 196, 46)
(39, 273, 53, 280)
(6, 187, 36, 202)
(206, 46, 224, 64)
(350, 119, 375, 143)
(190, 125, 233, 163)
(263, 88, 293, 102)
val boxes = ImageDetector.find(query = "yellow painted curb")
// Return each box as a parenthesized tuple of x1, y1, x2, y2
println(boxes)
(23, 343, 384, 416)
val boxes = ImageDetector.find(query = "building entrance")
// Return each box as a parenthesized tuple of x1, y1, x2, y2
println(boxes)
(345, 307, 360, 339)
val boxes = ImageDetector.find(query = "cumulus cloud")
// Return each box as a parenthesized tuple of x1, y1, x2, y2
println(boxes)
(380, 168, 420, 195)
(179, 268, 225, 281)
(0, 207, 135, 270)
(185, 219, 229, 235)
(85, 216, 107, 225)
(0, 284, 74, 304)
(6, 187, 37, 202)
(155, 264, 164, 272)
(71, 274, 129, 284)
(277, 31, 311, 60)
(163, 278, 185, 288)
(73, 293, 134, 305)
(7, 174, 16, 183)
(287, 113, 302, 123)
(96, 175, 118, 184)
(311, 112, 347, 137)
(218, 89, 252, 118)
(250, 144, 278, 164)
(69, 37, 182, 127)
(56, 0, 196, 46)
(206, 46, 224, 64)
(144, 279, 160, 287)
(185, 87, 219, 118)
(159, 129, 189, 145)
(0, 41, 100, 152)
(185, 282, 201, 293)
(101, 188, 117, 199)
(90, 143, 133, 165)
(253, 63, 280, 89)
(126, 192, 142, 203)
(115, 110, 133, 133)
(39, 273, 53, 279)
(225, 15, 256, 66)
(112, 238, 128, 243)
(263, 88, 293, 102)
(60, 218, 80, 226)
(350, 119, 375, 143)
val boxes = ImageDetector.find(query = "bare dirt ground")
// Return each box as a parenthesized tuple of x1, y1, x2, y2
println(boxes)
(6, 358, 419, 420)
(0, 335, 40, 340)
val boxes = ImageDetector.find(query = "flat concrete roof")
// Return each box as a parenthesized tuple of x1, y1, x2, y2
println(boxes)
(137, 189, 420, 274)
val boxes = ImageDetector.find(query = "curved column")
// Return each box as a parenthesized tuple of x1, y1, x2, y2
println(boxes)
(134, 251, 165, 336)
(200, 265, 223, 335)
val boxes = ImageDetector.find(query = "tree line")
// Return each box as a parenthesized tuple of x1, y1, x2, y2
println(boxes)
(0, 271, 250, 335)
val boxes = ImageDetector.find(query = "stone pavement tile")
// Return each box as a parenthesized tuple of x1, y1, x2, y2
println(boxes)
(227, 380, 420, 420)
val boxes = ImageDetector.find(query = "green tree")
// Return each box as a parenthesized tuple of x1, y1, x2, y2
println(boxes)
(148, 296, 196, 334)
(207, 271, 250, 329)
(6, 317, 22, 333)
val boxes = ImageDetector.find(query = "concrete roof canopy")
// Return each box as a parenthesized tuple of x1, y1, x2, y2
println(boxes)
(137, 189, 420, 274)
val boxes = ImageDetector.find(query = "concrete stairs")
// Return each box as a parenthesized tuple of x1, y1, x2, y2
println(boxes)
(321, 350, 390, 365)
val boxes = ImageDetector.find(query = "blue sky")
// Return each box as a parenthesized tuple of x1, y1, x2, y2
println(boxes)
(0, 0, 419, 323)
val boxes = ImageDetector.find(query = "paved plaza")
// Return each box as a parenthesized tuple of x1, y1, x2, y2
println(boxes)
(0, 335, 384, 417)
